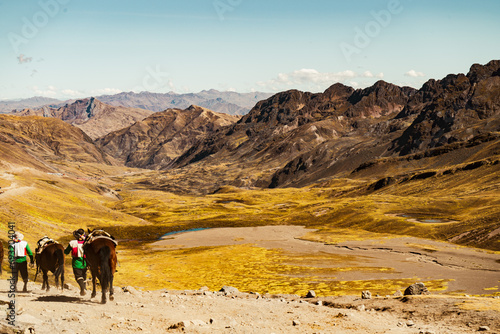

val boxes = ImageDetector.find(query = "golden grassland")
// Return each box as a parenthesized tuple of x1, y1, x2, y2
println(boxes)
(115, 243, 451, 296)
(1, 161, 499, 297)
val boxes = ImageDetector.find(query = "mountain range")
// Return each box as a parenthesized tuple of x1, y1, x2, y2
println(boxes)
(1, 90, 272, 115)
(164, 60, 500, 190)
(1, 60, 499, 192)
(96, 90, 272, 115)
(0, 96, 61, 113)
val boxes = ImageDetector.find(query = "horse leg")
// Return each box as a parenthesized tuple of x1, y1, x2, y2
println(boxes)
(101, 288, 107, 304)
(91, 271, 97, 299)
(43, 270, 49, 292)
(61, 268, 65, 291)
(109, 274, 114, 301)
(55, 270, 60, 289)
(100, 272, 107, 304)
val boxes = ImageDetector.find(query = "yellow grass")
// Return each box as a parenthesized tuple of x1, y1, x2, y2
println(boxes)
(1, 161, 499, 295)
(116, 243, 450, 296)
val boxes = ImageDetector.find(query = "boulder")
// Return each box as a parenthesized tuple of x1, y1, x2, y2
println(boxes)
(219, 286, 239, 295)
(404, 283, 429, 296)
(361, 290, 372, 299)
(306, 290, 316, 298)
(123, 286, 139, 295)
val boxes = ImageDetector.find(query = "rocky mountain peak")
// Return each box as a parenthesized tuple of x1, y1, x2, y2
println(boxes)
(346, 80, 414, 119)
(467, 59, 500, 83)
(322, 83, 354, 99)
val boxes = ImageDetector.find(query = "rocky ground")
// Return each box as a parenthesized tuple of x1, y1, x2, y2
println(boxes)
(0, 279, 499, 334)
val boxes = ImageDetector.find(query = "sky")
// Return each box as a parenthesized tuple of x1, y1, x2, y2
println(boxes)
(0, 0, 499, 100)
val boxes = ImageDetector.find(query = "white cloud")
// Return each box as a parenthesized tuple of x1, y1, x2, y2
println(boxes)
(92, 88, 123, 96)
(257, 69, 385, 92)
(32, 85, 58, 97)
(17, 54, 33, 64)
(31, 86, 87, 99)
(405, 70, 425, 77)
(61, 89, 83, 97)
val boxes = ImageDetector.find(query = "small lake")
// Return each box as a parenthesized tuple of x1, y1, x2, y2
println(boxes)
(160, 228, 211, 239)
(386, 213, 456, 224)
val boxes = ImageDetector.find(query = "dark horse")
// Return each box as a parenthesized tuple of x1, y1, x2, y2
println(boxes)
(84, 229, 117, 304)
(35, 242, 65, 291)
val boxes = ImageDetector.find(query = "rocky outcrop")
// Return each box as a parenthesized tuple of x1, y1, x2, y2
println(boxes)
(391, 60, 500, 156)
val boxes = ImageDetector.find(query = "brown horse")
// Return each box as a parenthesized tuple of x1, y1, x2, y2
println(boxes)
(35, 242, 65, 291)
(83, 230, 117, 304)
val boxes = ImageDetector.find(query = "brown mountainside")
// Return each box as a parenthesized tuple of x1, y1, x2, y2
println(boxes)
(0, 115, 113, 170)
(391, 60, 500, 155)
(96, 105, 240, 169)
(166, 60, 500, 190)
(171, 81, 414, 177)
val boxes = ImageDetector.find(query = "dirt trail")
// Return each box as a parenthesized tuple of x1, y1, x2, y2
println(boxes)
(0, 279, 499, 334)
(0, 171, 34, 198)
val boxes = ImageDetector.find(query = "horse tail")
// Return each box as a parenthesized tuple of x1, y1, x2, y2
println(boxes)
(54, 247, 65, 279)
(99, 246, 111, 293)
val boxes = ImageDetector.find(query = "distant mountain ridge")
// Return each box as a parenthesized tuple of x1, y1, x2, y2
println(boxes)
(96, 90, 272, 115)
(0, 96, 61, 113)
(1, 90, 272, 115)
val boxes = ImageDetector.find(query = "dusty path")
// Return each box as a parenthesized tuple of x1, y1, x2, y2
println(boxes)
(0, 279, 499, 334)
(153, 226, 500, 295)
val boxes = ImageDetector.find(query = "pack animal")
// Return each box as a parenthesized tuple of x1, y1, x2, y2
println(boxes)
(35, 240, 65, 291)
(84, 229, 117, 304)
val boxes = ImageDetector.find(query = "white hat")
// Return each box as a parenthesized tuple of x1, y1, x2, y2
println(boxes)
(14, 232, 24, 240)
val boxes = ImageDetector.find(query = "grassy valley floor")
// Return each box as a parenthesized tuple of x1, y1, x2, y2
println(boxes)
(1, 162, 499, 298)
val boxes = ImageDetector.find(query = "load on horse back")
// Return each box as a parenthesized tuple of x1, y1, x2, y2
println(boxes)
(35, 236, 65, 291)
(84, 229, 117, 304)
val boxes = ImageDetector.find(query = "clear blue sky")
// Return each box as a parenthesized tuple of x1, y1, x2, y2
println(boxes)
(1, 0, 499, 100)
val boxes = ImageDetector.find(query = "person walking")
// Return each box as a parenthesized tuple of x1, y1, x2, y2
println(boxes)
(10, 232, 34, 292)
(64, 228, 87, 296)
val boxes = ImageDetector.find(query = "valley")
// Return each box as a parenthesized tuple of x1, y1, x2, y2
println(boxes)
(0, 60, 499, 301)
